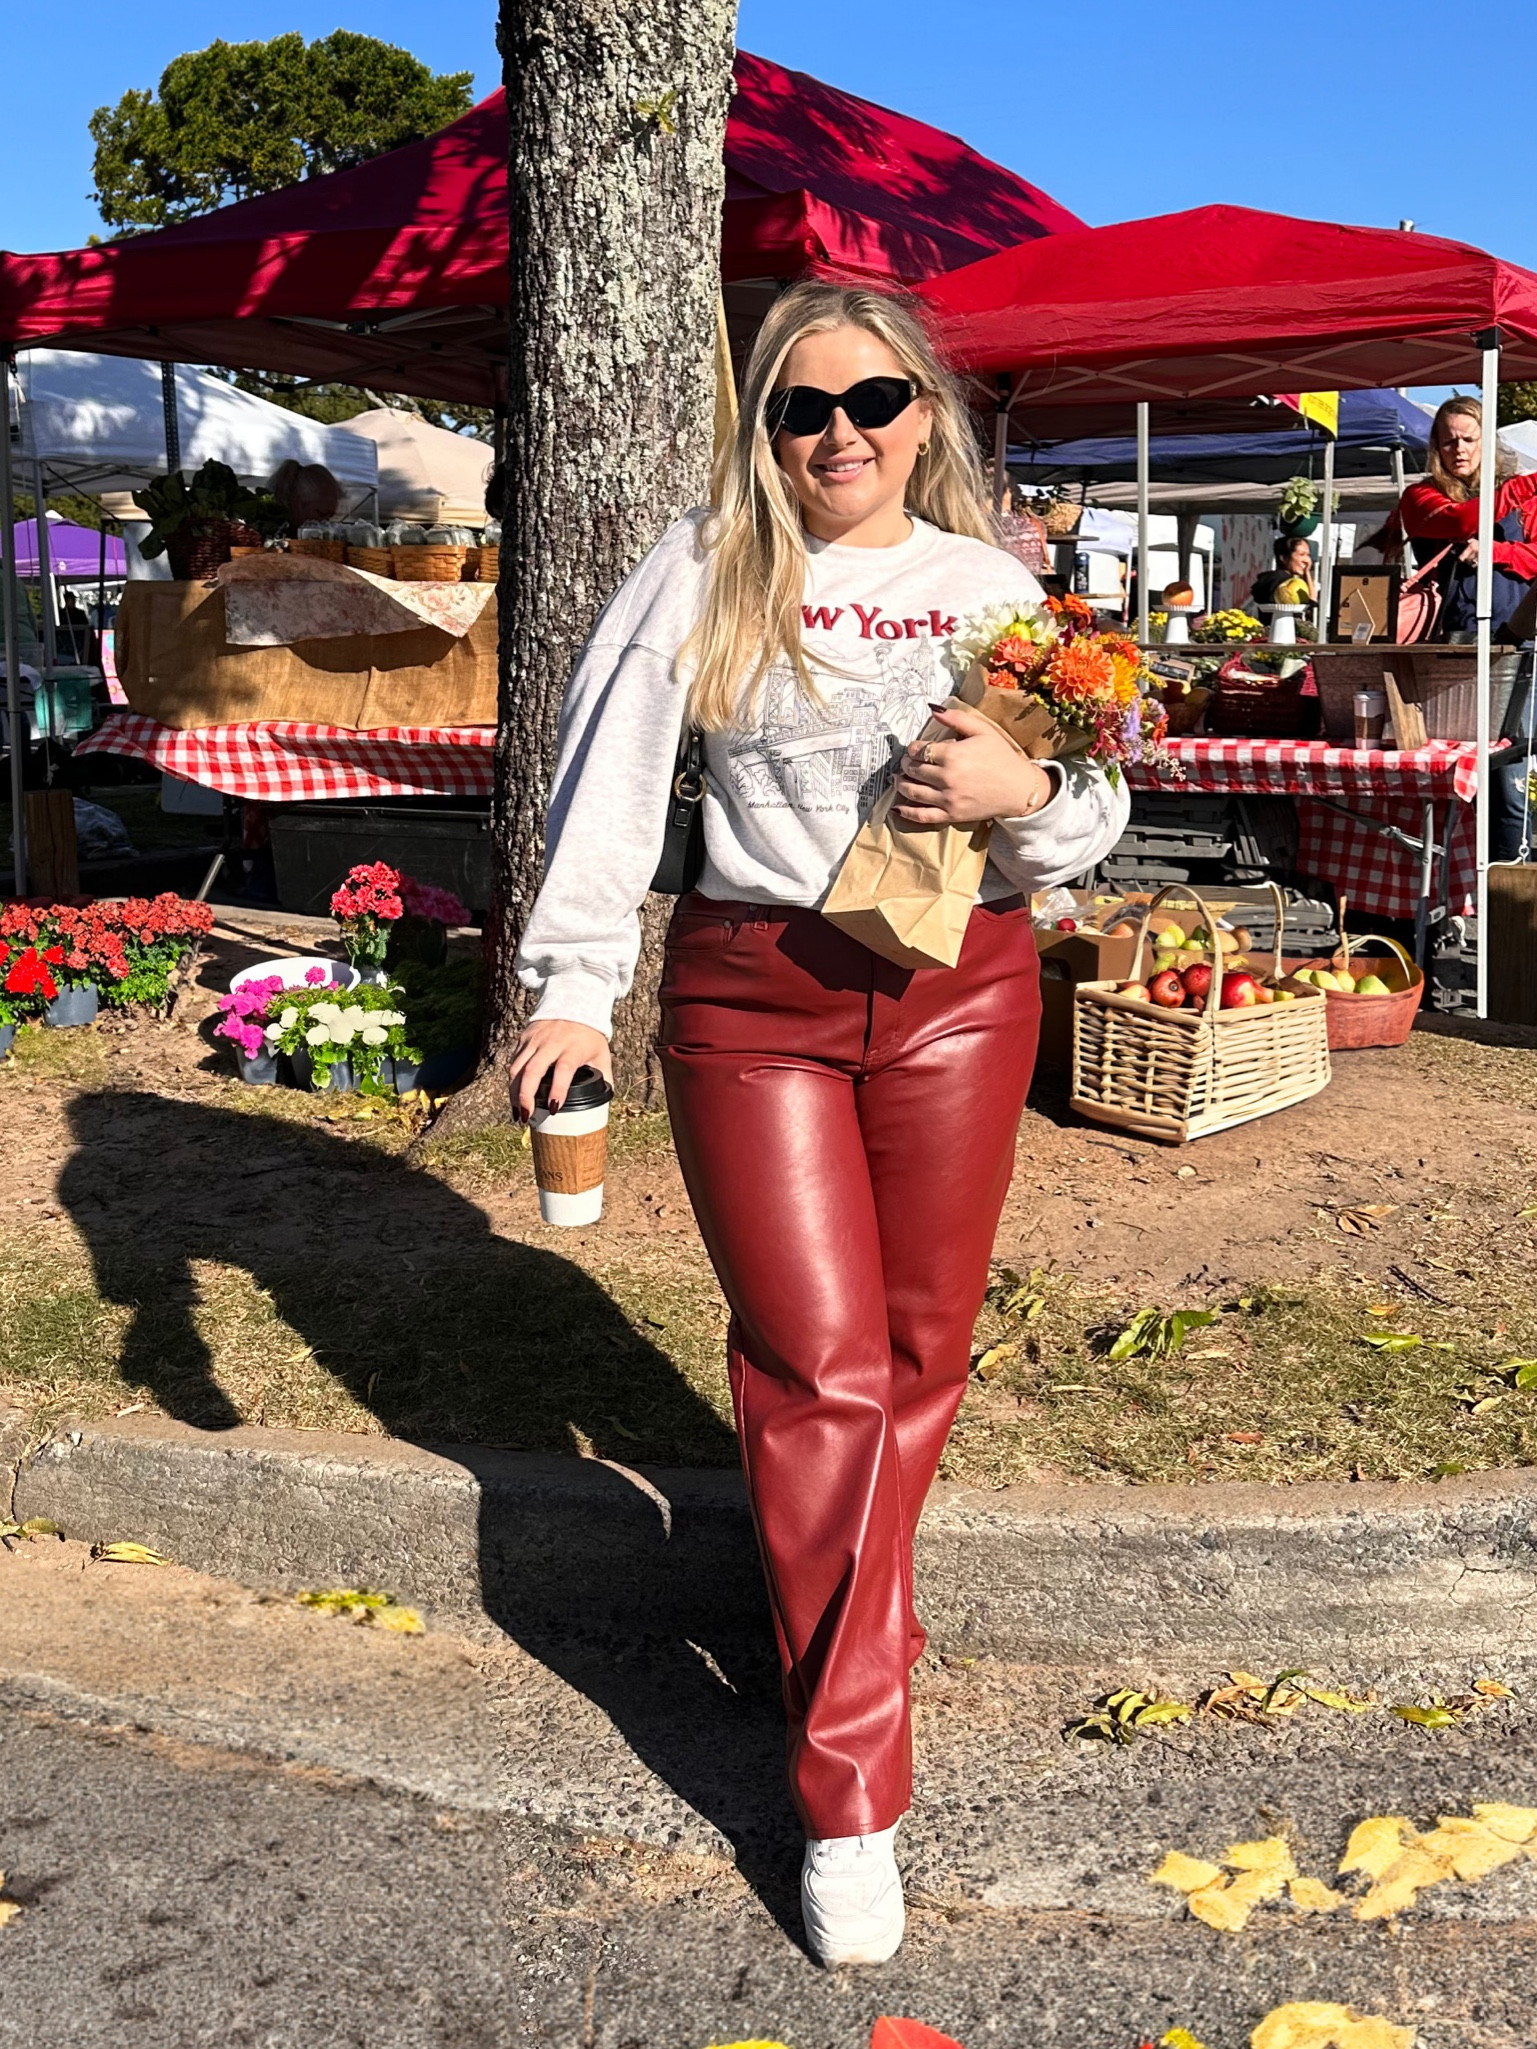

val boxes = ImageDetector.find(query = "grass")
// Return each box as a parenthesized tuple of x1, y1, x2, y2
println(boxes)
(5, 1215, 1537, 1485)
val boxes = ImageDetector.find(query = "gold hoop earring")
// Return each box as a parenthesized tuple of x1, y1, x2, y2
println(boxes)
(917, 440, 931, 456)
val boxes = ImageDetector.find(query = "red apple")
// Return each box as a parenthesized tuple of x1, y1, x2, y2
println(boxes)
(1220, 970, 1260, 1009)
(1056, 917, 1078, 932)
(1148, 969, 1187, 1009)
(1180, 961, 1214, 1001)
(1253, 983, 1276, 1005)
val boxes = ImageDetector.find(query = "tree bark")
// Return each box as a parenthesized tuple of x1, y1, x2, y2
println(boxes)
(438, 0, 735, 1136)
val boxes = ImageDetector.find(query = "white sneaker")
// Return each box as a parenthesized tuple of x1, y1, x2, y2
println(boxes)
(800, 1824, 905, 1965)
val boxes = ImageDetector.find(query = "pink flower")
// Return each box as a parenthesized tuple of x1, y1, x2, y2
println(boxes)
(400, 877, 471, 925)
(306, 965, 328, 983)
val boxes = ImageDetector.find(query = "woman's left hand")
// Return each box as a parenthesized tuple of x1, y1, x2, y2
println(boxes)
(1460, 539, 1480, 565)
(892, 705, 1054, 826)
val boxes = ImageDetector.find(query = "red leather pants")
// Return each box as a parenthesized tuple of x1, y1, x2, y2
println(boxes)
(658, 894, 1041, 1838)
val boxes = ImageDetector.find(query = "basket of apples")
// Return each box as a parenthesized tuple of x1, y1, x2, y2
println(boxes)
(1070, 883, 1331, 1144)
(1282, 906, 1424, 1049)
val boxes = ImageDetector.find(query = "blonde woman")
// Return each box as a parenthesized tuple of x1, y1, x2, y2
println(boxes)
(510, 282, 1129, 1965)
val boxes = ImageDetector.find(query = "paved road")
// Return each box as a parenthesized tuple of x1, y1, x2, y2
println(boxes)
(3, 1543, 1535, 2048)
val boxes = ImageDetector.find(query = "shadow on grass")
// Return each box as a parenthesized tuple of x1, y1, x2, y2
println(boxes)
(58, 1090, 800, 1932)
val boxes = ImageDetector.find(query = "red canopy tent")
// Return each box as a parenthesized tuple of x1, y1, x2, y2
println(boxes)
(918, 203, 1537, 402)
(0, 52, 1081, 407)
(918, 203, 1537, 1015)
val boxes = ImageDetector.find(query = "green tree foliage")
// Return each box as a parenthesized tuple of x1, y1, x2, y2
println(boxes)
(1498, 383, 1537, 427)
(90, 31, 474, 234)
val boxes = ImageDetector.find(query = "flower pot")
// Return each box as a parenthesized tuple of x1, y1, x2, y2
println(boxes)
(0, 1024, 15, 1058)
(386, 915, 448, 970)
(1279, 514, 1320, 538)
(386, 1057, 421, 1094)
(237, 1048, 280, 1086)
(290, 1047, 355, 1093)
(44, 984, 99, 1028)
(350, 965, 389, 988)
(229, 956, 359, 996)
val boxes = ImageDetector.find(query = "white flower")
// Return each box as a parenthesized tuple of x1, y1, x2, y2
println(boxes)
(279, 1006, 298, 1029)
(360, 1024, 388, 1047)
(310, 1002, 341, 1024)
(943, 599, 1058, 680)
(264, 1022, 283, 1042)
(340, 1006, 367, 1030)
(304, 1024, 328, 1046)
(330, 1024, 356, 1047)
(373, 1010, 404, 1028)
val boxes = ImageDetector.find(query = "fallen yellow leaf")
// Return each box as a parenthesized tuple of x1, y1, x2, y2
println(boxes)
(973, 1342, 1018, 1382)
(90, 1540, 170, 1566)
(1419, 1817, 1527, 1882)
(1187, 1876, 1250, 1931)
(1338, 1815, 1412, 1881)
(370, 1603, 424, 1636)
(0, 1900, 20, 1931)
(1287, 1875, 1346, 1913)
(1150, 1849, 1226, 1894)
(1250, 2002, 1414, 2049)
(1225, 1836, 1297, 1878)
(1472, 1678, 1514, 1700)
(1471, 1801, 1537, 1843)
(1353, 1839, 1454, 1920)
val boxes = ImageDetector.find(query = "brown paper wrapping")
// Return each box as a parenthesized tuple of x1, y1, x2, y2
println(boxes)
(116, 581, 498, 732)
(821, 668, 1091, 971)
(530, 1126, 608, 1195)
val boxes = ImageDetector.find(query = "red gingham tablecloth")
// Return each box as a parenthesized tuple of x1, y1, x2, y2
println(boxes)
(76, 713, 496, 802)
(1128, 738, 1479, 922)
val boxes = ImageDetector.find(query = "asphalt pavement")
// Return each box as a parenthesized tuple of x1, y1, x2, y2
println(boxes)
(3, 1540, 1536, 2049)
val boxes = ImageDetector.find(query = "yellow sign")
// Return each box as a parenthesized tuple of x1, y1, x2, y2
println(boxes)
(1297, 391, 1339, 436)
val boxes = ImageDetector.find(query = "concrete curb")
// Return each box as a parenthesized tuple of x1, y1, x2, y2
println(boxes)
(8, 1410, 1537, 1669)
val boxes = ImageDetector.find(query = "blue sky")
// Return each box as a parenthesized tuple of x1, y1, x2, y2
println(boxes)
(2, 0, 1533, 273)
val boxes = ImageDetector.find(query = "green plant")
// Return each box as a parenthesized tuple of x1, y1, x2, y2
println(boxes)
(136, 460, 286, 559)
(1109, 1306, 1217, 1361)
(263, 980, 419, 1093)
(1278, 475, 1319, 525)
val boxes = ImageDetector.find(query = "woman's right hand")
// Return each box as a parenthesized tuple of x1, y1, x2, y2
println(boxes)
(507, 1018, 613, 1121)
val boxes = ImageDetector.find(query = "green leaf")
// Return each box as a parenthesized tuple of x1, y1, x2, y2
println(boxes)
(1362, 1332, 1423, 1353)
(1167, 1309, 1217, 1349)
(1110, 1307, 1161, 1360)
(1391, 1703, 1461, 1728)
(1504, 1358, 1537, 1389)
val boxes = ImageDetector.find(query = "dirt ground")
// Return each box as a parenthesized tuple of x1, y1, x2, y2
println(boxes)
(4, 910, 1537, 1487)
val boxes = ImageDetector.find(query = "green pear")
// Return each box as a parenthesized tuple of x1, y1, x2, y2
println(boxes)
(1354, 973, 1391, 996)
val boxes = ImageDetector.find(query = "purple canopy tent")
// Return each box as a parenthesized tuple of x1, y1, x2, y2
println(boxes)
(1, 517, 125, 578)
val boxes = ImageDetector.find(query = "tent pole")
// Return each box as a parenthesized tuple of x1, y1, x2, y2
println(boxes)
(32, 459, 57, 678)
(1, 359, 26, 895)
(1136, 401, 1150, 643)
(1475, 334, 1500, 1020)
(1318, 435, 1337, 637)
(991, 376, 1010, 514)
(1391, 445, 1407, 501)
(161, 362, 181, 473)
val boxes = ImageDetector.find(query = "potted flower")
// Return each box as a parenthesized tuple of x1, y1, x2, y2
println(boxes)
(137, 460, 288, 580)
(213, 973, 296, 1084)
(0, 986, 19, 1057)
(263, 981, 418, 1093)
(330, 862, 405, 983)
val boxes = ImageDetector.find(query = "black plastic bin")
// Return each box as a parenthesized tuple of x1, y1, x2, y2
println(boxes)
(268, 802, 492, 919)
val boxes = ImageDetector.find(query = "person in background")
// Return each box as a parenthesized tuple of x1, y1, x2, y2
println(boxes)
(1249, 534, 1316, 615)
(1372, 395, 1537, 857)
(994, 483, 1050, 578)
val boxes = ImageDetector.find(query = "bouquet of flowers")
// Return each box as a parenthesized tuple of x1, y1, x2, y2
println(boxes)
(943, 593, 1169, 785)
(330, 861, 404, 972)
(825, 596, 1169, 973)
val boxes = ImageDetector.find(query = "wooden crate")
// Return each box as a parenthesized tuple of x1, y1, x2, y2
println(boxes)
(1488, 861, 1537, 1026)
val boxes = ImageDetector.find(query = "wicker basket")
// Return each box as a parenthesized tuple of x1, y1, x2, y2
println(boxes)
(1040, 498, 1081, 537)
(346, 546, 395, 577)
(471, 544, 499, 582)
(1205, 654, 1315, 738)
(1071, 883, 1331, 1144)
(1314, 647, 1523, 743)
(1312, 649, 1392, 741)
(1160, 685, 1211, 737)
(392, 546, 468, 581)
(288, 537, 347, 562)
(1282, 903, 1424, 1048)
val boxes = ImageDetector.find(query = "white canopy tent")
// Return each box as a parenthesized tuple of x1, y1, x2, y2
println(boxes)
(333, 408, 493, 526)
(11, 351, 378, 497)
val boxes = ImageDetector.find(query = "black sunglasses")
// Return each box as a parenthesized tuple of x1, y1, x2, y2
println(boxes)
(765, 376, 918, 439)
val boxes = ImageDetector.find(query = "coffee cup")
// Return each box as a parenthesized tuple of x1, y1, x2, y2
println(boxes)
(530, 1065, 613, 1225)
(1354, 689, 1388, 747)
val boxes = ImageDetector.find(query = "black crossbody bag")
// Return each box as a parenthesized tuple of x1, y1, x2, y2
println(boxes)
(649, 726, 706, 894)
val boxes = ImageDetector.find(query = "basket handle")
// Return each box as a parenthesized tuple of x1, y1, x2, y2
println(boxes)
(1337, 894, 1352, 975)
(1127, 879, 1288, 1018)
(1333, 930, 1417, 981)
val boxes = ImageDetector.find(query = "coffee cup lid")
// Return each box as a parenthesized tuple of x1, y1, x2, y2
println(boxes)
(535, 1064, 613, 1113)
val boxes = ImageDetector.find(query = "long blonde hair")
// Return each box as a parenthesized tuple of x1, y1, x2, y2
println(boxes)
(681, 281, 993, 732)
(1426, 394, 1515, 502)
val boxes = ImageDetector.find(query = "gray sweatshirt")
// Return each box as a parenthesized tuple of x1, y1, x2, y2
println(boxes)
(517, 511, 1131, 1035)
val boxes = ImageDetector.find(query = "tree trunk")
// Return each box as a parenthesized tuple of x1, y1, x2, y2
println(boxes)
(439, 0, 735, 1136)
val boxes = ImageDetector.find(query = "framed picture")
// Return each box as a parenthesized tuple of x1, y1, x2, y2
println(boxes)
(1329, 566, 1402, 644)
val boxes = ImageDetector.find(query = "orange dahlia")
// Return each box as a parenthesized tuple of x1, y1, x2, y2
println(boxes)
(1044, 638, 1116, 703)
